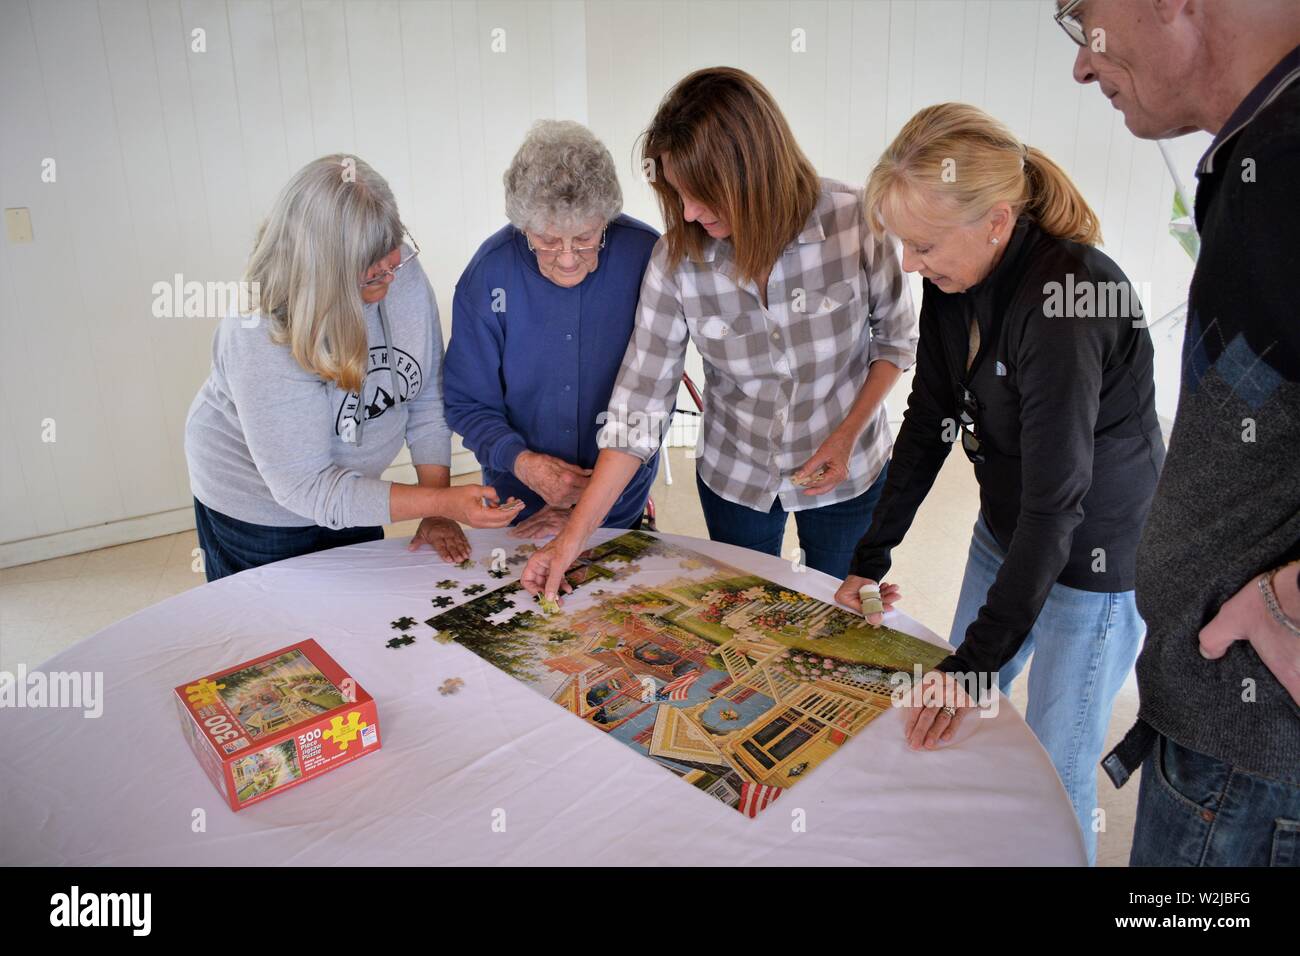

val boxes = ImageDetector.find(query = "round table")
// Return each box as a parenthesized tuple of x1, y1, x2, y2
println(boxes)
(0, 529, 1085, 865)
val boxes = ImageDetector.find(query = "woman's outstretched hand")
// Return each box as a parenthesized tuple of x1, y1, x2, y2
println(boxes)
(834, 574, 902, 627)
(520, 531, 583, 603)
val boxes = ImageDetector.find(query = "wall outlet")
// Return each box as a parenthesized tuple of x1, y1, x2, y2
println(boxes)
(5, 208, 33, 243)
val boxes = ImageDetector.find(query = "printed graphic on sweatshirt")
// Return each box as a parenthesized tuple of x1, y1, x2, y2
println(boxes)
(335, 345, 423, 437)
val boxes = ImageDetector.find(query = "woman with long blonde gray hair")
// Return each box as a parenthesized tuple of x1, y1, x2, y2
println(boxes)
(185, 155, 519, 581)
(834, 104, 1165, 865)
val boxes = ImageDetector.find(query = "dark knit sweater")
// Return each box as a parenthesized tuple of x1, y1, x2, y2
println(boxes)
(1109, 45, 1300, 781)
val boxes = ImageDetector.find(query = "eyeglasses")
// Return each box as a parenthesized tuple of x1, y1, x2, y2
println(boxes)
(956, 383, 985, 465)
(361, 234, 420, 288)
(1054, 0, 1087, 47)
(526, 227, 607, 261)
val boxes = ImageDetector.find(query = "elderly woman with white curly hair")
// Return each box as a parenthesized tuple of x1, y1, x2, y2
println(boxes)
(444, 120, 661, 539)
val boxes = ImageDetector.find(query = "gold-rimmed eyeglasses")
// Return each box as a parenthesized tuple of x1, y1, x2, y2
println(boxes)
(361, 234, 420, 288)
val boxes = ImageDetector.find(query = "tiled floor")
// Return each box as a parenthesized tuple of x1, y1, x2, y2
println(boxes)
(0, 447, 1139, 865)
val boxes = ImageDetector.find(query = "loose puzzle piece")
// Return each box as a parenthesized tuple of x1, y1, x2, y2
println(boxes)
(423, 617, 451, 633)
(430, 595, 454, 608)
(322, 712, 368, 751)
(792, 463, 831, 487)
(386, 635, 416, 649)
(438, 677, 465, 696)
(489, 568, 508, 579)
(391, 616, 417, 631)
(435, 579, 458, 589)
(463, 584, 486, 596)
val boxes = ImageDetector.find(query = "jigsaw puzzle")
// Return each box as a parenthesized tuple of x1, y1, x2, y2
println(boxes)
(420, 531, 946, 817)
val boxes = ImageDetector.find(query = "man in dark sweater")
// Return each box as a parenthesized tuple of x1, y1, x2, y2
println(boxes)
(1058, 0, 1300, 866)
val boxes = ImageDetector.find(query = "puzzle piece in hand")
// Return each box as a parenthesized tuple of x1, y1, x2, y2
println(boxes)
(386, 635, 416, 649)
(456, 559, 474, 571)
(514, 543, 538, 556)
(430, 595, 454, 608)
(438, 677, 465, 696)
(535, 592, 561, 615)
(463, 583, 486, 596)
(435, 579, 457, 589)
(391, 616, 417, 631)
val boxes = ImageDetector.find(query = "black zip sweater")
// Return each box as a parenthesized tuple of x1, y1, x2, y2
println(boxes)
(851, 217, 1165, 677)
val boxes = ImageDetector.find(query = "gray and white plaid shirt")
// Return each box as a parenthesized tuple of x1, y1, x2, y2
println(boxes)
(599, 178, 917, 513)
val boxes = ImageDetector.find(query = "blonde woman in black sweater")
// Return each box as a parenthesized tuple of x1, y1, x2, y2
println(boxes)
(835, 104, 1165, 865)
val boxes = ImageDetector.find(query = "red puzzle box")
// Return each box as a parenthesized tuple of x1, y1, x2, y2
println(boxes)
(174, 639, 381, 811)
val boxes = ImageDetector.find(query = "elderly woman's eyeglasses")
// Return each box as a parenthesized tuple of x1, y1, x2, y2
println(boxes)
(1054, 0, 1087, 47)
(526, 227, 607, 262)
(361, 236, 420, 288)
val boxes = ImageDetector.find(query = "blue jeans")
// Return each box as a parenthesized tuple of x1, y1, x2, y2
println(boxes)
(949, 515, 1143, 866)
(1130, 733, 1300, 866)
(193, 497, 384, 582)
(694, 463, 889, 579)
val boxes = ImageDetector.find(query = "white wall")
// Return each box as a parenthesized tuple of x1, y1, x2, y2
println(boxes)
(583, 0, 1207, 424)
(0, 0, 1206, 564)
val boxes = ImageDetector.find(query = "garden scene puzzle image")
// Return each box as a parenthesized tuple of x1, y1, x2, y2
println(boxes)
(422, 532, 947, 817)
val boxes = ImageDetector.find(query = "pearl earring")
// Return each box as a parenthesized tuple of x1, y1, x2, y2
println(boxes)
(990, 236, 999, 245)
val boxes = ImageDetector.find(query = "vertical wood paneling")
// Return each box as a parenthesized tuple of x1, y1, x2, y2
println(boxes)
(0, 0, 588, 546)
(0, 0, 1208, 550)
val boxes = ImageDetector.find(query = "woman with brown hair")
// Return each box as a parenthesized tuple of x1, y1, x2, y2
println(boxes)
(522, 66, 917, 590)
(833, 103, 1165, 865)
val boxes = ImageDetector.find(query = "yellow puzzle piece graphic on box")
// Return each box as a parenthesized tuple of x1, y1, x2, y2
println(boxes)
(184, 678, 226, 707)
(323, 711, 368, 751)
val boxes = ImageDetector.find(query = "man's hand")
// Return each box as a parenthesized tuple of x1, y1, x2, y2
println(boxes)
(508, 505, 572, 540)
(515, 450, 592, 508)
(834, 574, 902, 627)
(1199, 570, 1300, 706)
(408, 517, 470, 563)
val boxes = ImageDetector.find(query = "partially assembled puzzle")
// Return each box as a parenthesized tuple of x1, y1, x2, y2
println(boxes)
(420, 531, 946, 817)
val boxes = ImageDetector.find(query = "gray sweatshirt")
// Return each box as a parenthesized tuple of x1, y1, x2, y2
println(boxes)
(184, 253, 452, 529)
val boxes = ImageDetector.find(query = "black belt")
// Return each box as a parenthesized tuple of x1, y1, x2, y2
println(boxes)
(1101, 718, 1158, 789)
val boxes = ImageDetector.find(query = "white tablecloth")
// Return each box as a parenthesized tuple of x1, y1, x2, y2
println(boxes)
(0, 529, 1085, 866)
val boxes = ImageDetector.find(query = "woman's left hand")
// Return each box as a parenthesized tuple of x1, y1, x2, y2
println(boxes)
(793, 429, 855, 495)
(508, 505, 572, 540)
(900, 670, 978, 750)
(408, 516, 471, 563)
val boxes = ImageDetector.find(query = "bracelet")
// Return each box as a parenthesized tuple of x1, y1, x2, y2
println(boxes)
(1258, 569, 1300, 638)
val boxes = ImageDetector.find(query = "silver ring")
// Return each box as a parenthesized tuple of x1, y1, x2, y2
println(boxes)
(940, 706, 957, 718)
